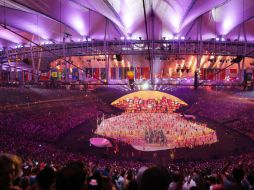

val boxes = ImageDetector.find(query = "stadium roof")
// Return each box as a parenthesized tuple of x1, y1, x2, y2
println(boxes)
(0, 0, 254, 48)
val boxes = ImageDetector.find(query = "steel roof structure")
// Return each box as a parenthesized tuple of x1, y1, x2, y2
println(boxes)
(0, 0, 254, 82)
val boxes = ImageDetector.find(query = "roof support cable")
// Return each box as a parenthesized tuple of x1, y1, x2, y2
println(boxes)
(3, 0, 6, 28)
(104, 17, 109, 84)
(142, 0, 153, 84)
(0, 24, 106, 84)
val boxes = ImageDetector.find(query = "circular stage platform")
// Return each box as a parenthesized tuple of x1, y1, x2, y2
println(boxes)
(95, 113, 217, 151)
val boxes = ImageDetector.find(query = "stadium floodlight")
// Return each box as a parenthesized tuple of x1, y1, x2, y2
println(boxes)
(120, 36, 125, 40)
(15, 44, 23, 48)
(180, 36, 185, 40)
(142, 82, 149, 90)
(154, 78, 160, 84)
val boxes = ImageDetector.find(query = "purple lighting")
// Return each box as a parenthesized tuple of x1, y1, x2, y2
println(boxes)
(70, 14, 86, 36)
(0, 0, 253, 46)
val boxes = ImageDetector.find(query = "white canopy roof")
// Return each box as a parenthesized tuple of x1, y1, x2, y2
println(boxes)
(0, 0, 254, 48)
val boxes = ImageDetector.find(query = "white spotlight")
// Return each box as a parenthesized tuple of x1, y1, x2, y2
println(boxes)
(142, 82, 149, 90)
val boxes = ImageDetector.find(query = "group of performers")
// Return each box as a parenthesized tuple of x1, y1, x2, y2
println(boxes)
(95, 113, 217, 150)
(145, 128, 167, 145)
(113, 96, 181, 113)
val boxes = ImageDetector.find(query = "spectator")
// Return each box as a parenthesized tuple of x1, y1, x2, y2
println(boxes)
(0, 154, 22, 190)
(140, 167, 170, 190)
(56, 162, 86, 190)
(35, 166, 55, 190)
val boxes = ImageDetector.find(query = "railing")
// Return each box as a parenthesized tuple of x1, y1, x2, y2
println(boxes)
(1, 40, 254, 62)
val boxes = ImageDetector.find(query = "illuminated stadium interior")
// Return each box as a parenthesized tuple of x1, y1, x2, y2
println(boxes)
(1, 1, 254, 190)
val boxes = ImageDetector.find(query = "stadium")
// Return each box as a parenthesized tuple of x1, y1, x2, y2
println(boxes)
(0, 1, 254, 190)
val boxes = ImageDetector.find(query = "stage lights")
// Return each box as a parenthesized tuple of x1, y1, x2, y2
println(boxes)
(172, 36, 185, 41)
(162, 36, 175, 40)
(15, 44, 23, 48)
(82, 36, 92, 42)
(162, 36, 185, 41)
(120, 36, 131, 40)
(215, 36, 225, 42)
(42, 40, 54, 45)
(142, 82, 149, 90)
(120, 35, 134, 41)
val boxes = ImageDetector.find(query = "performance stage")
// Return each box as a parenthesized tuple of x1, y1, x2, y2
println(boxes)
(95, 91, 217, 151)
(95, 112, 217, 151)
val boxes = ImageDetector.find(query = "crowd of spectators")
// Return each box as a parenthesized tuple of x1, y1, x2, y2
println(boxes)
(1, 151, 254, 190)
(225, 112, 254, 140)
(184, 89, 254, 140)
(0, 87, 85, 106)
(0, 101, 97, 142)
(1, 86, 254, 190)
